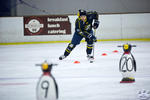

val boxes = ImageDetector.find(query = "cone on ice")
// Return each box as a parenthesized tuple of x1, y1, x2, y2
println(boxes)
(113, 50, 119, 53)
(74, 61, 80, 64)
(102, 53, 107, 56)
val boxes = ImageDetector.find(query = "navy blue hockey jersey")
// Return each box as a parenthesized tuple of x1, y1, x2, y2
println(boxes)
(75, 11, 99, 37)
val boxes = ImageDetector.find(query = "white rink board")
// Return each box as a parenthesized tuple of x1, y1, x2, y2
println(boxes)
(0, 13, 150, 43)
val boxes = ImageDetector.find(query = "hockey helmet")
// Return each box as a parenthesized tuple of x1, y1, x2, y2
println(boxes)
(77, 9, 86, 17)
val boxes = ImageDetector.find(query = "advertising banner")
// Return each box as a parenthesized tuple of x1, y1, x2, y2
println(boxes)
(24, 15, 71, 35)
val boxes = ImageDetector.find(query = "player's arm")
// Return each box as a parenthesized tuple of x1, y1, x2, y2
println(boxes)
(75, 19, 96, 42)
(75, 19, 90, 37)
(92, 11, 100, 29)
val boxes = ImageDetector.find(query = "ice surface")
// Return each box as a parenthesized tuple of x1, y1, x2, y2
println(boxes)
(0, 41, 150, 100)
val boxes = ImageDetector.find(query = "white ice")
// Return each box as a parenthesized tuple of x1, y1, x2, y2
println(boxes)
(0, 41, 150, 100)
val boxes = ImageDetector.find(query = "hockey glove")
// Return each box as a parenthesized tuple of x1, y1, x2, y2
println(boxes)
(93, 20, 99, 29)
(87, 34, 97, 42)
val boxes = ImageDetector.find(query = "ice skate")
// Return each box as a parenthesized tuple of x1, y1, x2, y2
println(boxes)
(87, 54, 94, 63)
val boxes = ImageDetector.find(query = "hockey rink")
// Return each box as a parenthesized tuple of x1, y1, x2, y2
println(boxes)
(0, 41, 150, 100)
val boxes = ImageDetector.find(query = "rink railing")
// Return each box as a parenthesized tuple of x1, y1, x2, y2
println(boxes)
(0, 13, 150, 45)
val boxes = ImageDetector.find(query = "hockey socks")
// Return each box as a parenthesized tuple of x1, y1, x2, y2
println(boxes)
(64, 43, 76, 56)
(59, 43, 76, 60)
(86, 44, 93, 54)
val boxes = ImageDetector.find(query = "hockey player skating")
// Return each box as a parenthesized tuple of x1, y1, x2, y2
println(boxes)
(59, 9, 99, 61)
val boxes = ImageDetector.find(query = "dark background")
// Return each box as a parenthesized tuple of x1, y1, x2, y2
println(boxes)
(0, 0, 150, 16)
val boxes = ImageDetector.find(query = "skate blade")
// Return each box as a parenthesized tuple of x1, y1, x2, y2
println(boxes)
(90, 61, 94, 63)
(89, 59, 94, 63)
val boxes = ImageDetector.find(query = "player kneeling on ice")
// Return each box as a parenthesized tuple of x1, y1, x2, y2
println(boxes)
(59, 9, 99, 61)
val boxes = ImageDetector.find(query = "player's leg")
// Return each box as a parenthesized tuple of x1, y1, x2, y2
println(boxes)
(85, 30, 94, 59)
(59, 33, 83, 60)
(86, 38, 94, 59)
(59, 43, 76, 60)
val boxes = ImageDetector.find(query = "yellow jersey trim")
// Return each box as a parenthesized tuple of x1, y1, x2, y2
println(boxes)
(0, 38, 150, 45)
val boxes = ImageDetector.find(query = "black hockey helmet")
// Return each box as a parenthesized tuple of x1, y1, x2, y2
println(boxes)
(77, 9, 86, 17)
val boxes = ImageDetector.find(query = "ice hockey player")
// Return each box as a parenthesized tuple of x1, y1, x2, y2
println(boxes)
(59, 9, 99, 60)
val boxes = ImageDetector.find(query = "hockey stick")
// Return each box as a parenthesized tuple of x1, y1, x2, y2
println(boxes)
(92, 29, 96, 58)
